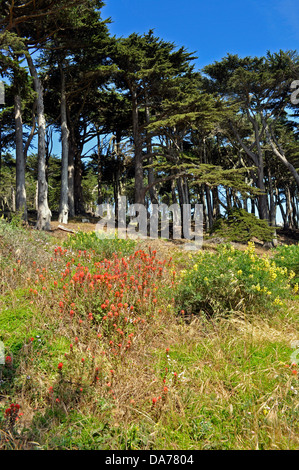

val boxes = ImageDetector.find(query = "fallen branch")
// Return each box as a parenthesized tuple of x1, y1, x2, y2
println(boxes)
(57, 225, 75, 233)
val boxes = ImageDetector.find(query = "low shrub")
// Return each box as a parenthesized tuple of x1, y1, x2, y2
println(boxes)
(174, 242, 294, 317)
(272, 244, 299, 288)
(210, 209, 276, 243)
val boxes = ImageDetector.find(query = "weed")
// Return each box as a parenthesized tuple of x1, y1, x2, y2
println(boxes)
(0, 223, 298, 450)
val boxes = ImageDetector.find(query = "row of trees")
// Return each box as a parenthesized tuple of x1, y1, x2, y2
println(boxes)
(1, 0, 299, 233)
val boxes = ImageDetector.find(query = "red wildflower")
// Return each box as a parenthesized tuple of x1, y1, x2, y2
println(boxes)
(5, 356, 12, 365)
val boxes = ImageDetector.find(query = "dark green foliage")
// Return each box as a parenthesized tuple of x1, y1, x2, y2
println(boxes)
(273, 244, 299, 286)
(210, 209, 276, 243)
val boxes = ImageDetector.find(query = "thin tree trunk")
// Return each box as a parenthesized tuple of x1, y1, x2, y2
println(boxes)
(58, 66, 69, 224)
(205, 184, 213, 230)
(11, 185, 16, 212)
(200, 184, 209, 231)
(226, 187, 232, 212)
(74, 148, 85, 214)
(132, 88, 145, 205)
(263, 119, 299, 190)
(291, 190, 298, 229)
(229, 120, 268, 220)
(145, 103, 158, 205)
(285, 186, 295, 229)
(96, 128, 103, 205)
(171, 176, 177, 204)
(68, 136, 75, 217)
(276, 188, 287, 228)
(14, 93, 27, 221)
(26, 53, 51, 230)
(212, 187, 221, 219)
(268, 165, 276, 226)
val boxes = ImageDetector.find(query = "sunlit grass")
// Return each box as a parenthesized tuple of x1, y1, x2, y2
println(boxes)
(0, 220, 298, 450)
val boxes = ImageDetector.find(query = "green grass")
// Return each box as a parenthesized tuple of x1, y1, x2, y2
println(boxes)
(0, 219, 298, 450)
(149, 317, 299, 450)
(63, 230, 137, 259)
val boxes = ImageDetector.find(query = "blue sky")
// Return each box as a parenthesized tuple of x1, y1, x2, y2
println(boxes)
(102, 0, 299, 69)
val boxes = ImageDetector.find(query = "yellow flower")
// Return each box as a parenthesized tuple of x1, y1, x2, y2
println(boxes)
(273, 297, 283, 306)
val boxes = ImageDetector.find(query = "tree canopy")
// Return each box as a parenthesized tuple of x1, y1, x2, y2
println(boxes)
(0, 1, 298, 235)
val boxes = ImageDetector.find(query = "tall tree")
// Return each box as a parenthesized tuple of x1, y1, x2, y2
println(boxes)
(0, 31, 37, 221)
(111, 30, 197, 205)
(39, 2, 113, 216)
(203, 51, 299, 222)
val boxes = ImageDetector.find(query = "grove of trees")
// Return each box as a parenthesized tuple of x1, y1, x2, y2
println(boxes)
(1, 1, 299, 235)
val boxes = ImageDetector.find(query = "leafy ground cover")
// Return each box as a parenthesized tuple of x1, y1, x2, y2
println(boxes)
(0, 219, 298, 450)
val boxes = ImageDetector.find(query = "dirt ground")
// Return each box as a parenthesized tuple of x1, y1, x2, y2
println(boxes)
(13, 209, 299, 253)
(46, 217, 299, 258)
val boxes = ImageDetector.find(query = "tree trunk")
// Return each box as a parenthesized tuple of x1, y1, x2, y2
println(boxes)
(229, 120, 268, 220)
(205, 184, 213, 230)
(291, 190, 298, 229)
(171, 175, 177, 204)
(212, 187, 221, 219)
(285, 186, 295, 229)
(68, 135, 75, 217)
(276, 188, 287, 228)
(26, 53, 51, 230)
(11, 185, 16, 212)
(267, 165, 276, 227)
(200, 184, 209, 231)
(58, 66, 69, 224)
(263, 119, 299, 190)
(14, 93, 27, 221)
(132, 88, 145, 205)
(74, 148, 85, 214)
(226, 187, 232, 212)
(145, 103, 158, 205)
(96, 128, 103, 205)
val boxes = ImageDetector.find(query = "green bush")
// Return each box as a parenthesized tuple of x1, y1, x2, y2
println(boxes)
(174, 242, 293, 317)
(272, 244, 299, 287)
(63, 230, 136, 259)
(210, 209, 275, 243)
